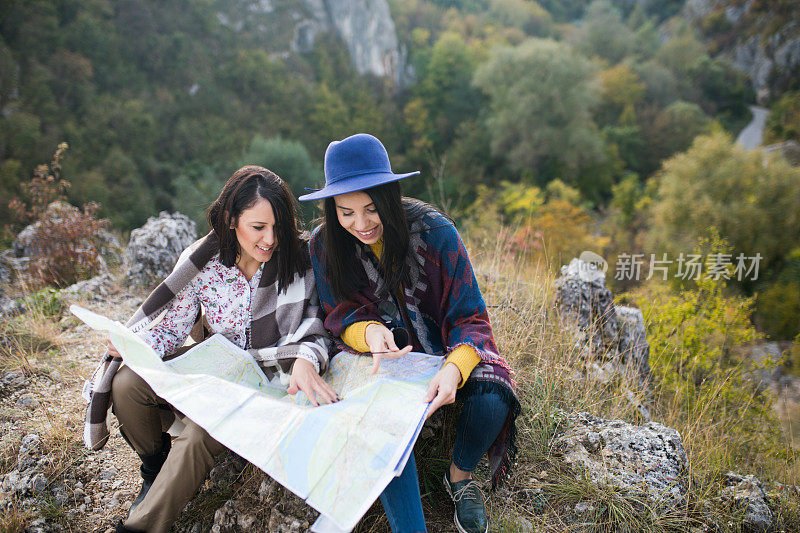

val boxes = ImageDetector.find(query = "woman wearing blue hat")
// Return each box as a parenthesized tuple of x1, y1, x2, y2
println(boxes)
(300, 134, 520, 533)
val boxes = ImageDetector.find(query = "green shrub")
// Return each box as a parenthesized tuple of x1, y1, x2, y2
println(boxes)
(624, 237, 786, 478)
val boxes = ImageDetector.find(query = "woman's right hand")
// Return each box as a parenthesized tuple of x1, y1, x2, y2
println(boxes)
(365, 323, 412, 374)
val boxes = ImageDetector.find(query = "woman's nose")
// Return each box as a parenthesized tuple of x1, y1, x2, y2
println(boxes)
(263, 227, 275, 245)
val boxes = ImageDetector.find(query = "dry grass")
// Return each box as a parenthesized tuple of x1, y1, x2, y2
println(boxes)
(0, 285, 90, 532)
(0, 501, 31, 533)
(0, 286, 64, 375)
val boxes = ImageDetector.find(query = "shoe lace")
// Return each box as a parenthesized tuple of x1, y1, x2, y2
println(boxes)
(452, 480, 485, 504)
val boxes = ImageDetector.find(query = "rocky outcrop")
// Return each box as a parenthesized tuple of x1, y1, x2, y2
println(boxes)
(171, 451, 319, 532)
(58, 273, 117, 305)
(1, 434, 51, 501)
(302, 0, 409, 85)
(215, 0, 411, 85)
(552, 412, 688, 513)
(763, 140, 800, 165)
(683, 0, 800, 100)
(123, 212, 197, 290)
(555, 258, 652, 393)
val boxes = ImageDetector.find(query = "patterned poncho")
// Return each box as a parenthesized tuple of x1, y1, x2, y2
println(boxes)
(82, 232, 330, 451)
(309, 205, 520, 487)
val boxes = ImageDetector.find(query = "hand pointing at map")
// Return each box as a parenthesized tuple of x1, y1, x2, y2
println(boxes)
(287, 358, 339, 406)
(365, 323, 412, 374)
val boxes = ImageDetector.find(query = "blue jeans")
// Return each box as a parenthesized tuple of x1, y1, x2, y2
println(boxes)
(379, 386, 510, 533)
(380, 452, 426, 533)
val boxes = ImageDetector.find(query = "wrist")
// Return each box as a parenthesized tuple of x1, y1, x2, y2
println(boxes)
(443, 362, 463, 385)
(364, 323, 385, 347)
(291, 357, 311, 373)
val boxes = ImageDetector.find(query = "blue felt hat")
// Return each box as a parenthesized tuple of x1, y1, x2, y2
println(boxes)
(298, 133, 419, 201)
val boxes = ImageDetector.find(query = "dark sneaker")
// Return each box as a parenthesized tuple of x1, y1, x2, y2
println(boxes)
(443, 473, 488, 533)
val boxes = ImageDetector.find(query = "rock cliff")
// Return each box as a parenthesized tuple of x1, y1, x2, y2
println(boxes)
(683, 0, 800, 100)
(215, 0, 410, 85)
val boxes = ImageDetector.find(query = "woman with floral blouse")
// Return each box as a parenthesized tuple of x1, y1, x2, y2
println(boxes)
(84, 166, 334, 533)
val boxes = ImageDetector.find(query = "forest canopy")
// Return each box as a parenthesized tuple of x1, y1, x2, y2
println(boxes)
(2, 0, 798, 337)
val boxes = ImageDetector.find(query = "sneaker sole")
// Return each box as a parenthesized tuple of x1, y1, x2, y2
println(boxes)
(443, 474, 489, 533)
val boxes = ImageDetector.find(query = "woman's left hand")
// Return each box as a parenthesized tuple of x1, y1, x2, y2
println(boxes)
(288, 358, 339, 407)
(423, 363, 462, 418)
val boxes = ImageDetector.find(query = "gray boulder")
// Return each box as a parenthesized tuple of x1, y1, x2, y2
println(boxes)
(11, 223, 36, 258)
(58, 273, 116, 304)
(555, 258, 652, 391)
(616, 306, 652, 388)
(552, 412, 688, 514)
(0, 296, 23, 320)
(0, 250, 26, 318)
(555, 258, 619, 355)
(0, 250, 13, 290)
(123, 212, 197, 290)
(720, 472, 774, 532)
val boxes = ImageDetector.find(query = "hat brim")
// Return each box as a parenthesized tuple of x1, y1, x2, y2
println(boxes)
(298, 171, 420, 201)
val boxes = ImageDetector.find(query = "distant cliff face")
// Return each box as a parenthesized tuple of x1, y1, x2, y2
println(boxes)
(683, 0, 800, 101)
(215, 0, 410, 85)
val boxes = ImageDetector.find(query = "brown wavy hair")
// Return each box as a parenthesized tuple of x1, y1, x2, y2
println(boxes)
(206, 166, 308, 292)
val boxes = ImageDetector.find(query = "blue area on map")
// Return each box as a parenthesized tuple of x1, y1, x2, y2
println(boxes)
(370, 442, 394, 470)
(281, 399, 358, 496)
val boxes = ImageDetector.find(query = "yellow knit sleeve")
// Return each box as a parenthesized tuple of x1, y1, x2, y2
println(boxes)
(341, 321, 383, 353)
(445, 345, 482, 388)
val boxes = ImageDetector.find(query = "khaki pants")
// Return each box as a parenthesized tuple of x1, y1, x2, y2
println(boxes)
(111, 365, 226, 533)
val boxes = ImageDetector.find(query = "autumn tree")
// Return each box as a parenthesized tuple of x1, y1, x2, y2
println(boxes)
(765, 91, 800, 143)
(407, 32, 481, 158)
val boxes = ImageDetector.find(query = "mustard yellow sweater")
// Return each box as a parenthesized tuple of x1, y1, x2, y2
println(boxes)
(341, 239, 480, 386)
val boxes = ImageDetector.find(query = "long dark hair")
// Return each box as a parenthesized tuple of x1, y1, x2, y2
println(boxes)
(207, 166, 308, 293)
(322, 181, 445, 300)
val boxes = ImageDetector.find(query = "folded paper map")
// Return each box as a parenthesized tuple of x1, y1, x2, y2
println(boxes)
(71, 305, 441, 532)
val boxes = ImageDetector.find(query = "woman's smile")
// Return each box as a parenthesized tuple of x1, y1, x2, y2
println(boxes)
(255, 243, 274, 255)
(355, 227, 380, 240)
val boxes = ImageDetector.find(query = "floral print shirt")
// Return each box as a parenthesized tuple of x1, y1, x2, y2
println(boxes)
(136, 255, 263, 358)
